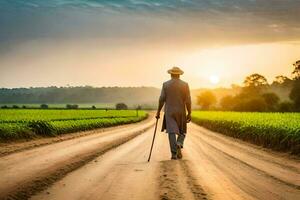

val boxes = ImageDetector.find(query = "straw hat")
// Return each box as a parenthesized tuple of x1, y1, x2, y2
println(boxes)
(167, 66, 184, 75)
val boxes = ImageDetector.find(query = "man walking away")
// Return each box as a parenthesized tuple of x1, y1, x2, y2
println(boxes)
(156, 66, 192, 160)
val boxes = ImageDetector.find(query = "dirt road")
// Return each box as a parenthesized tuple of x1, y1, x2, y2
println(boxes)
(0, 118, 299, 200)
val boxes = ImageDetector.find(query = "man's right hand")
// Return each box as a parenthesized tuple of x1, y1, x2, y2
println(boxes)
(155, 112, 160, 119)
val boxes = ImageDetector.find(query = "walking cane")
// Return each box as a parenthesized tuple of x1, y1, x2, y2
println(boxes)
(147, 118, 159, 162)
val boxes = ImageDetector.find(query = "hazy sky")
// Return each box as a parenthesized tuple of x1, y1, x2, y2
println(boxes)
(1, 0, 300, 88)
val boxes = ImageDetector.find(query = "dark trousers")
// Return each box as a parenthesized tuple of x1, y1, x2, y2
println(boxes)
(168, 133, 185, 156)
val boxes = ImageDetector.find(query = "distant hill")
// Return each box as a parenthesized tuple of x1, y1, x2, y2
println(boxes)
(0, 84, 293, 109)
(0, 86, 160, 108)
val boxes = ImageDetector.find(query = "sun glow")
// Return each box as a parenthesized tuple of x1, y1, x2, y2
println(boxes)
(209, 75, 220, 84)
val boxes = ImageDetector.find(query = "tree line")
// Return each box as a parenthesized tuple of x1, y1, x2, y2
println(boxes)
(1, 103, 133, 110)
(0, 86, 159, 105)
(197, 60, 300, 112)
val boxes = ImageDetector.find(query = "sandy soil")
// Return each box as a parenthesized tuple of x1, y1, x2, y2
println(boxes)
(0, 117, 154, 199)
(0, 118, 299, 200)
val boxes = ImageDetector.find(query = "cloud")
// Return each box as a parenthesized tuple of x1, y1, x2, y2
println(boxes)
(0, 0, 300, 51)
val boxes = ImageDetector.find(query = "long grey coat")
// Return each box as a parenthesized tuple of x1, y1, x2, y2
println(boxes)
(159, 78, 191, 135)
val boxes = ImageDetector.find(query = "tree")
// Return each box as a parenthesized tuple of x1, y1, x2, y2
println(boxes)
(40, 104, 49, 109)
(220, 95, 235, 110)
(292, 60, 300, 80)
(116, 103, 128, 110)
(66, 104, 79, 109)
(262, 93, 280, 111)
(136, 105, 142, 116)
(278, 101, 294, 112)
(91, 105, 96, 109)
(244, 73, 268, 87)
(290, 60, 300, 111)
(234, 97, 267, 112)
(136, 105, 142, 110)
(290, 79, 300, 111)
(272, 75, 292, 85)
(197, 91, 217, 110)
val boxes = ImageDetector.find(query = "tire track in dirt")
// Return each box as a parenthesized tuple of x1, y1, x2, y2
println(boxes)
(189, 127, 300, 190)
(188, 131, 300, 200)
(1, 124, 153, 200)
(180, 161, 209, 200)
(30, 125, 163, 200)
(193, 142, 261, 199)
(190, 125, 300, 175)
(158, 160, 208, 200)
(0, 128, 113, 157)
(199, 135, 300, 190)
(159, 160, 184, 200)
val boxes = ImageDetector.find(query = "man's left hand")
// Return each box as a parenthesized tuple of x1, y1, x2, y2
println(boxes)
(186, 114, 191, 123)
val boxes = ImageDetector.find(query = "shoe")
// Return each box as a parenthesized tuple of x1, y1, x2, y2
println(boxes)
(171, 155, 177, 160)
(176, 144, 182, 159)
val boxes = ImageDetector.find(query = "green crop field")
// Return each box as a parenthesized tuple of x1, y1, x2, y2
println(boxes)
(192, 111, 300, 154)
(0, 109, 147, 141)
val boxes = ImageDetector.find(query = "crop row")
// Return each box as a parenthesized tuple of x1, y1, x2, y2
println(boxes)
(0, 111, 147, 141)
(0, 109, 140, 123)
(191, 111, 300, 154)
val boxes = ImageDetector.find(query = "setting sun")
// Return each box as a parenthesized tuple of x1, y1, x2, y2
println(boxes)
(209, 75, 220, 85)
